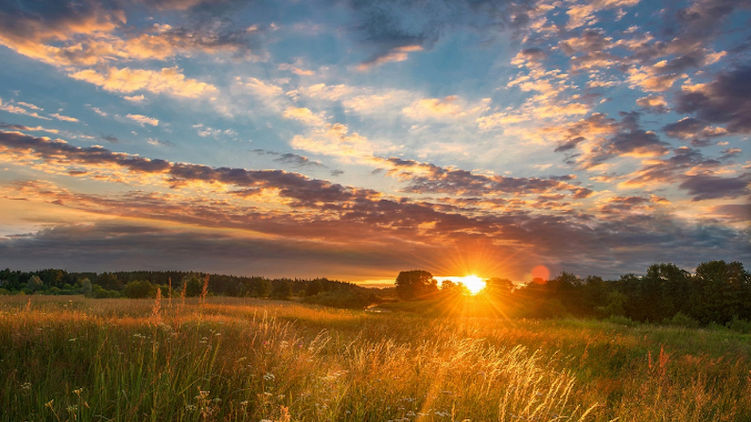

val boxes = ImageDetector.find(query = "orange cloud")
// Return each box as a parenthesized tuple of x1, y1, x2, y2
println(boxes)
(69, 66, 217, 98)
(126, 113, 159, 126)
(357, 45, 423, 71)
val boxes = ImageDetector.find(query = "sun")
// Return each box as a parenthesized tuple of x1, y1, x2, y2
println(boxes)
(458, 275, 486, 295)
(437, 274, 487, 295)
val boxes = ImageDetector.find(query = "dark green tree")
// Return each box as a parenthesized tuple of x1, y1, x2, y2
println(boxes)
(122, 280, 156, 298)
(395, 270, 438, 300)
(182, 275, 204, 297)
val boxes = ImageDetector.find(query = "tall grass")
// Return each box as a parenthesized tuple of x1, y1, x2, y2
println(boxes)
(0, 296, 749, 421)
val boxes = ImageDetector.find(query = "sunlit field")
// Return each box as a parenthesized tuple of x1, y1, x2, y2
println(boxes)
(2, 295, 750, 421)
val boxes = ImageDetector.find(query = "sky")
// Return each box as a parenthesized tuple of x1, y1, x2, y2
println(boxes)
(0, 0, 749, 284)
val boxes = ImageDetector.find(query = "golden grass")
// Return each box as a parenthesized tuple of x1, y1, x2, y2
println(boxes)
(1, 295, 749, 421)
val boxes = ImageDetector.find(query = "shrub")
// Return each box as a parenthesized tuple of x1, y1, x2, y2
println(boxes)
(726, 316, 751, 334)
(606, 314, 636, 327)
(122, 280, 156, 298)
(303, 288, 378, 309)
(665, 312, 700, 328)
(88, 284, 120, 298)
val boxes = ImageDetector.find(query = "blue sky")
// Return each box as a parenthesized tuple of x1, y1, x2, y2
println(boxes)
(0, 0, 749, 283)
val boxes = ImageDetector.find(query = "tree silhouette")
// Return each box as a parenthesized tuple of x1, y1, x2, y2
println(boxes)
(395, 270, 438, 300)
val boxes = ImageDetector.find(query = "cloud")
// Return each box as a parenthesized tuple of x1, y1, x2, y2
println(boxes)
(283, 107, 328, 128)
(619, 146, 750, 201)
(0, 0, 268, 69)
(123, 94, 145, 102)
(252, 149, 327, 170)
(192, 123, 237, 139)
(0, 98, 50, 120)
(357, 45, 423, 70)
(636, 95, 668, 113)
(627, 63, 680, 92)
(345, 0, 534, 69)
(2, 162, 749, 281)
(50, 112, 79, 122)
(0, 130, 371, 207)
(565, 0, 639, 30)
(0, 221, 426, 279)
(662, 117, 727, 146)
(126, 113, 159, 126)
(679, 174, 750, 201)
(0, 130, 171, 174)
(675, 66, 751, 133)
(402, 96, 490, 121)
(0, 122, 59, 135)
(556, 112, 669, 168)
(709, 204, 751, 223)
(381, 157, 592, 198)
(0, 0, 124, 66)
(70, 66, 217, 98)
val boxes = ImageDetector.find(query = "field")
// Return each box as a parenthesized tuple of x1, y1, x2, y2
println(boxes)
(1, 296, 750, 421)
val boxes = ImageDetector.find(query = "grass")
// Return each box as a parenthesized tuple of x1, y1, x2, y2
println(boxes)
(1, 295, 750, 421)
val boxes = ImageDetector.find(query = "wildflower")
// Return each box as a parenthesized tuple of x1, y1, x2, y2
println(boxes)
(185, 404, 197, 411)
(263, 372, 275, 382)
(66, 405, 78, 413)
(20, 382, 32, 392)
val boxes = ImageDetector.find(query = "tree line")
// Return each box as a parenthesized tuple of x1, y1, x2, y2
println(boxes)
(0, 269, 377, 309)
(395, 260, 751, 326)
(3, 260, 749, 326)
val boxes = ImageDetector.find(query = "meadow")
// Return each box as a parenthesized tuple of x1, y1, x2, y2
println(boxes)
(1, 295, 750, 421)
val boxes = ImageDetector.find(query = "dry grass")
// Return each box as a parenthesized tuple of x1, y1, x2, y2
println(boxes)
(1, 295, 749, 421)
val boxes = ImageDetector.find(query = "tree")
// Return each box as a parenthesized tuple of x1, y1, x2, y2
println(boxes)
(79, 278, 92, 296)
(96, 273, 123, 291)
(249, 278, 272, 297)
(305, 279, 324, 296)
(395, 270, 437, 300)
(439, 279, 468, 296)
(181, 274, 204, 297)
(693, 261, 750, 323)
(26, 275, 43, 292)
(271, 280, 292, 299)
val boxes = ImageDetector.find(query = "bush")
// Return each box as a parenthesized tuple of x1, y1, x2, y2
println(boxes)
(606, 315, 636, 327)
(122, 280, 156, 298)
(726, 316, 751, 334)
(88, 284, 120, 298)
(665, 312, 700, 328)
(303, 288, 378, 309)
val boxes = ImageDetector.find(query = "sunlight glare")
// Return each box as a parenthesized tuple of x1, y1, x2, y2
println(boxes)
(460, 275, 486, 295)
(437, 274, 487, 295)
